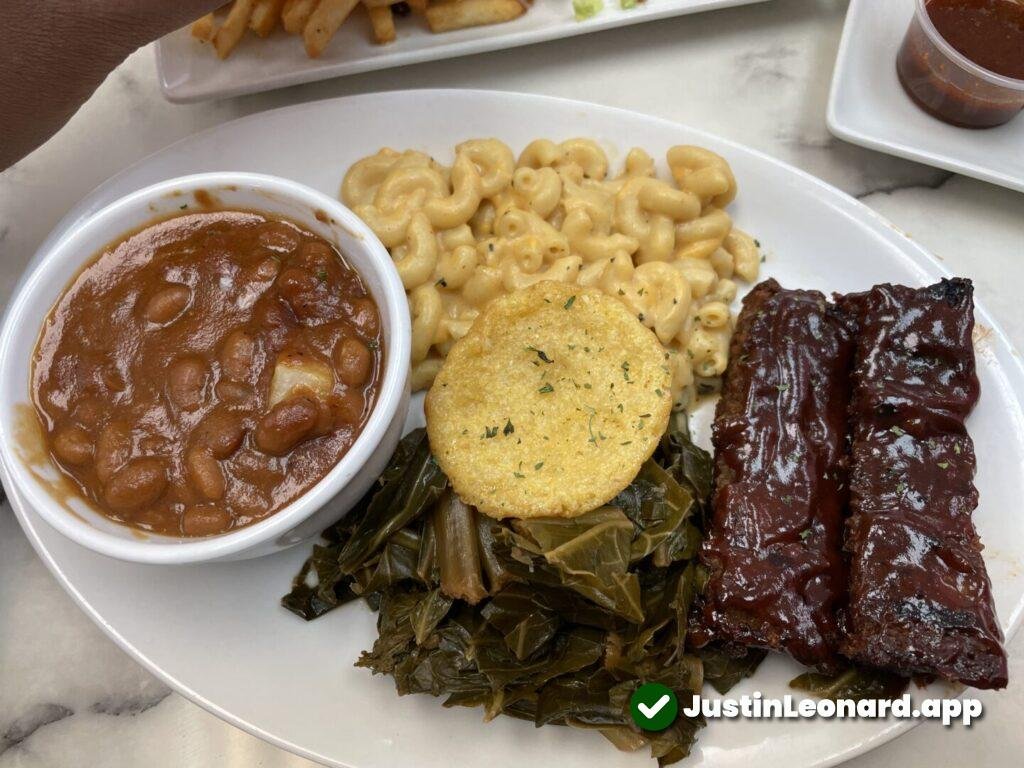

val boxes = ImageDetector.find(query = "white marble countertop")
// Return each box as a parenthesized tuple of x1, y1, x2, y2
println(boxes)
(1, 1, 1021, 765)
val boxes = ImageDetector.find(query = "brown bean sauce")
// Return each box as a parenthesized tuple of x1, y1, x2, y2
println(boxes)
(31, 210, 383, 537)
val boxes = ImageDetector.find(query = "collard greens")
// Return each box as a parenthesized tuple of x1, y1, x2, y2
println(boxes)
(283, 416, 757, 765)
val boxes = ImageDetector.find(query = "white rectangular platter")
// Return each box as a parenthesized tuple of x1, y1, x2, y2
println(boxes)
(828, 0, 1024, 194)
(157, 0, 772, 103)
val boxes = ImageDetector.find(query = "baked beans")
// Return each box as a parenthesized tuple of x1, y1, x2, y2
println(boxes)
(32, 210, 384, 537)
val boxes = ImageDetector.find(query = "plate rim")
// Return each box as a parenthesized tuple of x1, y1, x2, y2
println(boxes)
(826, 0, 1024, 195)
(8, 88, 1024, 768)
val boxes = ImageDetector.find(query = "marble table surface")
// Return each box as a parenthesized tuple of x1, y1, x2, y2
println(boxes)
(1, 1, 1021, 765)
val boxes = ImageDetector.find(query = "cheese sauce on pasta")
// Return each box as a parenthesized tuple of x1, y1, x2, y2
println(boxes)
(341, 138, 761, 408)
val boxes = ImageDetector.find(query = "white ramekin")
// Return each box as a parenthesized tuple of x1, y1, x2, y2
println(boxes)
(0, 172, 410, 564)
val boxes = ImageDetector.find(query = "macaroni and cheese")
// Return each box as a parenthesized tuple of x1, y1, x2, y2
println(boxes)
(341, 138, 761, 408)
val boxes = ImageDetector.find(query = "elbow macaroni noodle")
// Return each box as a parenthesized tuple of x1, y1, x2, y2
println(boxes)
(342, 138, 762, 407)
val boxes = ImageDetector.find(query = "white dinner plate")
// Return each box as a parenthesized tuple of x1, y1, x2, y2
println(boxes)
(156, 0, 772, 103)
(827, 0, 1024, 194)
(6, 90, 1024, 768)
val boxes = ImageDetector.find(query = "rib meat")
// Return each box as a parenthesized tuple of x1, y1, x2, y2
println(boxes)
(697, 279, 855, 670)
(838, 279, 1007, 689)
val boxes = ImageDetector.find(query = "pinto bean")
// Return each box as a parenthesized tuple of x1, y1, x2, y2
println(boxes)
(182, 505, 233, 537)
(334, 337, 372, 387)
(133, 507, 178, 533)
(138, 435, 169, 454)
(95, 421, 131, 482)
(101, 366, 127, 393)
(219, 330, 256, 381)
(214, 380, 255, 404)
(71, 397, 103, 428)
(192, 410, 246, 458)
(349, 297, 380, 338)
(334, 389, 365, 425)
(167, 356, 208, 411)
(186, 446, 225, 501)
(141, 284, 191, 324)
(103, 457, 168, 513)
(295, 241, 334, 271)
(256, 222, 300, 254)
(254, 396, 318, 455)
(52, 425, 93, 466)
(253, 256, 281, 281)
(277, 265, 316, 294)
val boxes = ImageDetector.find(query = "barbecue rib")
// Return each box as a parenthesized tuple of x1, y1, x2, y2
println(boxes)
(838, 279, 1007, 689)
(697, 279, 855, 671)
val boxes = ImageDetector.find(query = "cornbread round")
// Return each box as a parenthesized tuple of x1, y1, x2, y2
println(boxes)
(425, 281, 672, 519)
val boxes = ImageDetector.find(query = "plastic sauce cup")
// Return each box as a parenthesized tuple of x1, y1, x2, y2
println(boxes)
(897, 0, 1024, 128)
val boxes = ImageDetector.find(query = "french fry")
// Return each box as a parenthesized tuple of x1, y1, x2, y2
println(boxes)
(304, 0, 360, 58)
(250, 0, 286, 37)
(282, 0, 320, 33)
(214, 0, 257, 59)
(424, 0, 524, 33)
(194, 0, 532, 59)
(366, 4, 397, 44)
(191, 13, 217, 41)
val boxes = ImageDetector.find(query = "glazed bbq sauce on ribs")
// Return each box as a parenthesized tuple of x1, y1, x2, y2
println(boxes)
(837, 279, 1007, 689)
(694, 279, 855, 671)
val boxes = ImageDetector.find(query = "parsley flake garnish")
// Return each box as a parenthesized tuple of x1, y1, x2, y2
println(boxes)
(563, 295, 576, 310)
(538, 383, 554, 394)
(584, 406, 598, 446)
(527, 346, 553, 364)
(503, 419, 514, 436)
